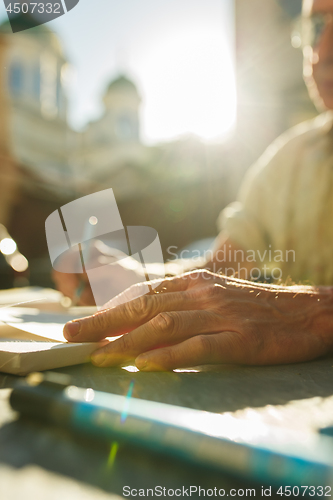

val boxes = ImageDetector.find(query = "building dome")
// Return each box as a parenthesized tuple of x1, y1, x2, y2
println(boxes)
(0, 13, 63, 52)
(106, 75, 139, 95)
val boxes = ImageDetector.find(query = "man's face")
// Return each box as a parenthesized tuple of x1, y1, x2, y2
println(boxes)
(304, 0, 333, 109)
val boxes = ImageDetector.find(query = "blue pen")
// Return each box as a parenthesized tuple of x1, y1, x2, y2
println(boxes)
(9, 372, 333, 488)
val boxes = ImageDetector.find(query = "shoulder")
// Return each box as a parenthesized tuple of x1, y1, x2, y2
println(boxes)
(239, 112, 333, 194)
(262, 111, 332, 165)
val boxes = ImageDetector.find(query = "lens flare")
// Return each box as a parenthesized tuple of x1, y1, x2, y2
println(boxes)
(0, 238, 17, 255)
(9, 254, 29, 272)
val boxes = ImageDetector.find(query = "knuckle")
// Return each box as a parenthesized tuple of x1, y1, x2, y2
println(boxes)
(192, 334, 214, 357)
(150, 312, 177, 335)
(128, 294, 153, 320)
(92, 310, 109, 331)
(203, 284, 224, 302)
(196, 270, 212, 282)
(159, 348, 177, 367)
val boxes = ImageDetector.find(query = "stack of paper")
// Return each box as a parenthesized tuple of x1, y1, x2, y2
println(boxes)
(0, 290, 100, 375)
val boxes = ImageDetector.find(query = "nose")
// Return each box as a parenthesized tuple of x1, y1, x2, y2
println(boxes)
(314, 16, 333, 62)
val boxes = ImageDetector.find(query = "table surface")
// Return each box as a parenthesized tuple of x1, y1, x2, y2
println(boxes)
(2, 356, 333, 500)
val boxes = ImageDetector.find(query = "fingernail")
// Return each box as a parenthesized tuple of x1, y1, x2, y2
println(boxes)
(135, 355, 150, 371)
(91, 352, 106, 366)
(65, 320, 81, 338)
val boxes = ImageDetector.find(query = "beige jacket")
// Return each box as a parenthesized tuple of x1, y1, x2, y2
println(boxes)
(219, 112, 333, 285)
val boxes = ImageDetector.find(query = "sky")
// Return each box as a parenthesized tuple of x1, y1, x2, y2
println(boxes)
(0, 0, 236, 144)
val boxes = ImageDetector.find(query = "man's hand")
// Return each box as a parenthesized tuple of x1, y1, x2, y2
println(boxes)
(52, 240, 144, 306)
(63, 270, 333, 371)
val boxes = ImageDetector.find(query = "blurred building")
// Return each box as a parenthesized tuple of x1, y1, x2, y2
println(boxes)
(73, 75, 153, 200)
(0, 14, 151, 200)
(0, 32, 18, 229)
(0, 14, 71, 190)
(0, 14, 77, 273)
(0, 13, 154, 272)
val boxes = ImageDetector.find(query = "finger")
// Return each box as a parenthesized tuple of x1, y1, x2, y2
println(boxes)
(100, 281, 161, 310)
(134, 331, 244, 371)
(100, 274, 190, 310)
(63, 288, 204, 342)
(99, 270, 222, 311)
(90, 310, 221, 367)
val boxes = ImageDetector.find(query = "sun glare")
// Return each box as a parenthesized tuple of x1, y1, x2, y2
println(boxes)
(136, 28, 236, 143)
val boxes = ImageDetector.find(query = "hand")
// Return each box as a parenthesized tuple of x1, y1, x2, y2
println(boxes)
(52, 250, 94, 306)
(63, 270, 333, 370)
(52, 240, 143, 306)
